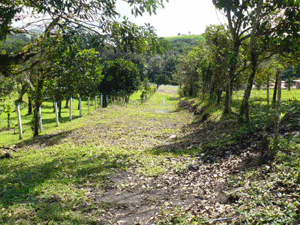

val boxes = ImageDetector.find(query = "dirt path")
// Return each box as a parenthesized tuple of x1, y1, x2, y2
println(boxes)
(57, 87, 244, 224)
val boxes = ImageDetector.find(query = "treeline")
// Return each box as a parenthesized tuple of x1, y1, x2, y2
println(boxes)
(176, 1, 300, 124)
(0, 30, 162, 137)
(0, 32, 203, 135)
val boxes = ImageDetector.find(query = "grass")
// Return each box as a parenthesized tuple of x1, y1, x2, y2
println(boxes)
(0, 86, 195, 224)
(1, 87, 300, 224)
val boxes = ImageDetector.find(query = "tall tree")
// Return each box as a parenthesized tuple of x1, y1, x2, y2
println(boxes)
(213, 0, 265, 115)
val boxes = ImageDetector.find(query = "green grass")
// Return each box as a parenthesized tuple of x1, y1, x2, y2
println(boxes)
(0, 86, 196, 224)
(1, 87, 300, 224)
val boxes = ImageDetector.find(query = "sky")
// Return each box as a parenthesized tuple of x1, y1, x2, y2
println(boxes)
(116, 0, 225, 37)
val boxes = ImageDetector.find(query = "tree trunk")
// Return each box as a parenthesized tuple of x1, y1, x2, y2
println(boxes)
(224, 83, 231, 115)
(28, 91, 32, 115)
(287, 75, 291, 91)
(240, 52, 258, 122)
(17, 83, 28, 103)
(267, 72, 270, 116)
(7, 113, 10, 129)
(58, 100, 62, 118)
(65, 98, 69, 108)
(78, 97, 81, 110)
(223, 41, 239, 116)
(217, 90, 222, 105)
(28, 71, 33, 115)
(274, 70, 282, 151)
(272, 74, 278, 104)
(33, 77, 45, 137)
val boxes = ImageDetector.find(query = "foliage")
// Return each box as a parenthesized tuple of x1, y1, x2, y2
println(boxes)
(173, 47, 206, 97)
(2, 102, 15, 129)
(0, 76, 15, 101)
(98, 58, 140, 100)
(0, 0, 167, 77)
(174, 25, 236, 100)
(166, 35, 204, 54)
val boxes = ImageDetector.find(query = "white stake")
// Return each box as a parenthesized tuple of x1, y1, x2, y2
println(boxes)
(17, 105, 23, 140)
(39, 106, 43, 131)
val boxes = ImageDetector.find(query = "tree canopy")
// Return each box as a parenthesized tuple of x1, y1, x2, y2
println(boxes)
(0, 0, 168, 76)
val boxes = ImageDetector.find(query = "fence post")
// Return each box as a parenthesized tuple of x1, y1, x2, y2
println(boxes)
(106, 95, 109, 106)
(39, 106, 43, 131)
(54, 101, 59, 127)
(100, 94, 103, 108)
(95, 96, 98, 110)
(69, 97, 73, 121)
(17, 104, 23, 140)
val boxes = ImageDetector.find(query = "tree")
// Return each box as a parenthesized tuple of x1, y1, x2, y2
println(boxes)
(213, 0, 300, 120)
(203, 25, 233, 105)
(46, 47, 102, 117)
(174, 47, 205, 97)
(98, 58, 140, 104)
(213, 0, 265, 115)
(0, 0, 168, 77)
(28, 30, 102, 136)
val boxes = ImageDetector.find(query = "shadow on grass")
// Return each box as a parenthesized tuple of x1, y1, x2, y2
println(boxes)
(22, 116, 81, 127)
(0, 151, 129, 223)
(15, 130, 73, 149)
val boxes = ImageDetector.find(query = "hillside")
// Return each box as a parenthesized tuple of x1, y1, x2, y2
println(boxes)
(166, 34, 204, 54)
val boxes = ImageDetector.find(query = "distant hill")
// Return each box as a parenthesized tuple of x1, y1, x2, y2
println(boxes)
(164, 35, 204, 54)
(165, 34, 204, 42)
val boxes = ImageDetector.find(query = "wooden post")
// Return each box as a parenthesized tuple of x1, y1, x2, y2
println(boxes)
(69, 97, 73, 121)
(106, 95, 109, 106)
(88, 97, 91, 114)
(17, 104, 23, 140)
(54, 101, 59, 127)
(79, 97, 82, 117)
(39, 106, 43, 131)
(100, 94, 103, 108)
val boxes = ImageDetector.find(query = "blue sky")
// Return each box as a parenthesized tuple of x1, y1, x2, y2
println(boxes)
(116, 0, 224, 37)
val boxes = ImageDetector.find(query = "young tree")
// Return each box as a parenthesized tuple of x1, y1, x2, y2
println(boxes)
(203, 25, 233, 105)
(174, 47, 205, 97)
